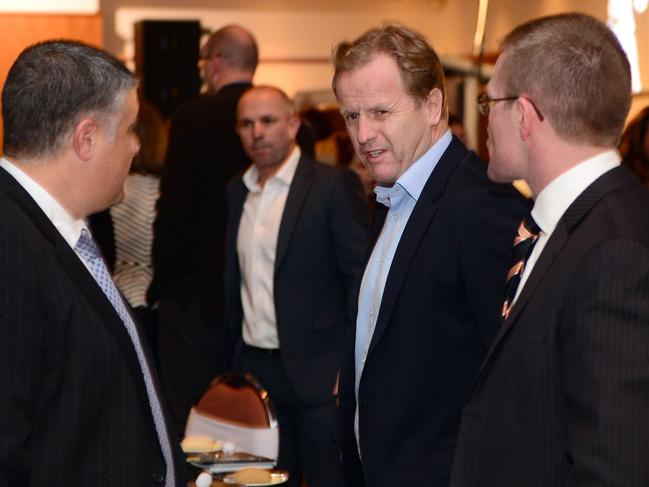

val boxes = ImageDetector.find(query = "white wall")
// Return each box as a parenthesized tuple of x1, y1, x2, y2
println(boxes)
(103, 0, 479, 97)
(0, 0, 98, 13)
(99, 0, 649, 117)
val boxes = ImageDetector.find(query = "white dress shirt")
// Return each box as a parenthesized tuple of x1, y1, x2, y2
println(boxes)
(514, 150, 621, 303)
(237, 146, 301, 349)
(0, 157, 88, 264)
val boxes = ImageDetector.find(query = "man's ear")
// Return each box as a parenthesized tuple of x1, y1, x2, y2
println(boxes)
(208, 56, 222, 84)
(288, 114, 301, 140)
(517, 97, 541, 140)
(72, 117, 98, 161)
(427, 88, 444, 126)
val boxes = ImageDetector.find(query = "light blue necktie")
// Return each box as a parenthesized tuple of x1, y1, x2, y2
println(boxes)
(75, 228, 174, 486)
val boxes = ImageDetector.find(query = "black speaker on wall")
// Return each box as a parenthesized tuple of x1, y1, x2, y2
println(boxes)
(135, 20, 203, 118)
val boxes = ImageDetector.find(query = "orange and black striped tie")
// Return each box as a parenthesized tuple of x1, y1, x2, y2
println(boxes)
(501, 216, 541, 319)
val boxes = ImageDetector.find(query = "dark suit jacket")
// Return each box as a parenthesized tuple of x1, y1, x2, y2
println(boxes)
(224, 154, 370, 405)
(339, 137, 528, 487)
(151, 83, 316, 318)
(151, 82, 317, 435)
(450, 165, 649, 487)
(151, 82, 252, 319)
(0, 168, 184, 486)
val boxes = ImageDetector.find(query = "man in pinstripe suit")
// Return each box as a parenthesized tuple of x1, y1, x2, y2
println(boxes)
(0, 41, 183, 486)
(451, 13, 649, 487)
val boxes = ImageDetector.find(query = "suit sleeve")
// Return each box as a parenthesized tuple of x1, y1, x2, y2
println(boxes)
(0, 222, 45, 484)
(223, 179, 244, 365)
(150, 107, 202, 303)
(459, 185, 528, 348)
(561, 238, 649, 486)
(328, 169, 371, 317)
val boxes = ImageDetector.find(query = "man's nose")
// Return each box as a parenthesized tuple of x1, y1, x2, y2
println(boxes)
(252, 121, 265, 139)
(356, 115, 375, 145)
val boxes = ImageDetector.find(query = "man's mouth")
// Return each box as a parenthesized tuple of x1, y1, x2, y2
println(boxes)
(365, 149, 385, 160)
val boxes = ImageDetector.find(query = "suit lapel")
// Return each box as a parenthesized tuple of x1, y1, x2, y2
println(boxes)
(367, 138, 466, 356)
(0, 168, 154, 414)
(471, 221, 569, 381)
(275, 155, 314, 272)
(225, 179, 248, 286)
(466, 165, 638, 397)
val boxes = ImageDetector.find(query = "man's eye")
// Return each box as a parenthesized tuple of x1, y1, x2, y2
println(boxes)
(373, 109, 390, 119)
(344, 113, 359, 123)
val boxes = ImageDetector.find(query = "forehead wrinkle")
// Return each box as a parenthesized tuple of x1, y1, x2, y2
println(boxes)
(338, 69, 407, 114)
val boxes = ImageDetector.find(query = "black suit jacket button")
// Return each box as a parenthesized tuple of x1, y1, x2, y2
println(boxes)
(152, 471, 165, 484)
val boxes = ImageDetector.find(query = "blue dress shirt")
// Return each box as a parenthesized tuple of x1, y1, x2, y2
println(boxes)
(354, 130, 452, 448)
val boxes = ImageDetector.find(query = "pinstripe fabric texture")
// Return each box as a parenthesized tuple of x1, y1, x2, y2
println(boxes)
(75, 228, 174, 487)
(111, 173, 160, 308)
(451, 166, 649, 487)
(0, 167, 183, 486)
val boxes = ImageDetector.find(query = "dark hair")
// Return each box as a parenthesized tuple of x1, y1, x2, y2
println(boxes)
(332, 23, 446, 115)
(131, 102, 167, 176)
(2, 39, 137, 158)
(500, 13, 631, 147)
(619, 106, 649, 185)
(203, 24, 258, 73)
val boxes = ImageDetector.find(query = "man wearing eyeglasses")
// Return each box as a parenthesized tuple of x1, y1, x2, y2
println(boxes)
(332, 24, 527, 487)
(451, 13, 649, 487)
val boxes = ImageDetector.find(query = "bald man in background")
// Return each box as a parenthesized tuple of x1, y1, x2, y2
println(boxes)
(151, 24, 258, 437)
(224, 86, 369, 487)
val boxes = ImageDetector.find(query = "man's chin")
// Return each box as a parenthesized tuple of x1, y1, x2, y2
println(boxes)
(372, 175, 397, 187)
(487, 163, 513, 184)
(368, 167, 398, 187)
(112, 189, 125, 207)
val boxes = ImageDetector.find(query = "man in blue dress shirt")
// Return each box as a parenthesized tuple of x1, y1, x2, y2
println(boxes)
(332, 24, 528, 487)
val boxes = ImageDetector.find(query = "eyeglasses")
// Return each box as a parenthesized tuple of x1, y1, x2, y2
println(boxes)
(477, 93, 544, 121)
(477, 94, 517, 116)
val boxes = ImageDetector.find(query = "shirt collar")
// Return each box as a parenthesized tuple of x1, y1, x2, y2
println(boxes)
(532, 149, 620, 235)
(0, 157, 87, 248)
(374, 130, 453, 206)
(242, 145, 301, 193)
(375, 183, 406, 208)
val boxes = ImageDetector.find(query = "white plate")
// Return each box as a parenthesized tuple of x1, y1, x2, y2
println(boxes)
(223, 470, 289, 486)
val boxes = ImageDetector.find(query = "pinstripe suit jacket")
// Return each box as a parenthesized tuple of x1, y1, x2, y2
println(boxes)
(451, 165, 649, 487)
(0, 168, 184, 486)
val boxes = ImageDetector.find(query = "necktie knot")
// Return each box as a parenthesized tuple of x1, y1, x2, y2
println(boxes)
(514, 216, 541, 247)
(75, 228, 102, 261)
(502, 214, 541, 319)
